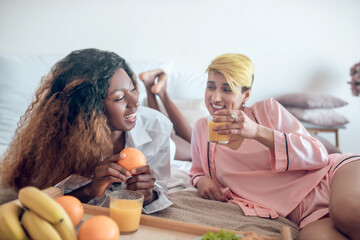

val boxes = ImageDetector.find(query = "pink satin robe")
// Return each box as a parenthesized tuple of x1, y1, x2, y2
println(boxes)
(190, 98, 349, 223)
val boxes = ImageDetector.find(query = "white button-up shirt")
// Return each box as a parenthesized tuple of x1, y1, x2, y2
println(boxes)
(56, 106, 173, 214)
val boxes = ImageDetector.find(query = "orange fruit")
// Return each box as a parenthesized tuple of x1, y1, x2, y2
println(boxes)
(78, 215, 120, 240)
(117, 147, 146, 171)
(56, 195, 84, 227)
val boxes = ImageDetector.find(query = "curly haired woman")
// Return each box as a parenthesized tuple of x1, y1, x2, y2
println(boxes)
(0, 48, 172, 213)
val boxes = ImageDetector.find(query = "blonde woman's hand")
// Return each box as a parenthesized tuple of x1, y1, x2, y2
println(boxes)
(195, 176, 227, 202)
(213, 109, 275, 149)
(213, 109, 259, 139)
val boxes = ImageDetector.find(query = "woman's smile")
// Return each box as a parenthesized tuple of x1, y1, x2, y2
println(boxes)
(123, 112, 137, 122)
(210, 103, 226, 112)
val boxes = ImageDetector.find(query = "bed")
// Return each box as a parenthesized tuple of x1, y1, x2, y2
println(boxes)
(0, 52, 299, 239)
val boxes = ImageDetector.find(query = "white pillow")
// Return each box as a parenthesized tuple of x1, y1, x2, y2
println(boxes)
(143, 98, 208, 128)
(0, 53, 62, 156)
(135, 68, 209, 126)
(167, 69, 207, 100)
(127, 61, 173, 104)
(138, 69, 209, 138)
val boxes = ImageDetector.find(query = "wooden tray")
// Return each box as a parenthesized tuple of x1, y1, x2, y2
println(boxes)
(43, 187, 293, 240)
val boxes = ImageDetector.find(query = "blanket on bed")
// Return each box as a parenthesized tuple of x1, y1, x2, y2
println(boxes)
(151, 190, 299, 239)
(0, 168, 299, 239)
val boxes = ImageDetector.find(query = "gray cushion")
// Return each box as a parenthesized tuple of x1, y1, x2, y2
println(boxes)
(287, 107, 349, 127)
(276, 93, 348, 109)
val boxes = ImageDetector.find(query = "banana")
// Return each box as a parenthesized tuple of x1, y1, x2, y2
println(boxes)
(0, 202, 28, 240)
(18, 186, 64, 223)
(53, 208, 77, 240)
(21, 210, 61, 240)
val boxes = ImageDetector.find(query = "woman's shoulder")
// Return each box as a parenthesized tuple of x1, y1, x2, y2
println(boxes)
(246, 98, 284, 124)
(193, 117, 208, 138)
(251, 98, 282, 112)
(194, 117, 207, 129)
(253, 97, 279, 107)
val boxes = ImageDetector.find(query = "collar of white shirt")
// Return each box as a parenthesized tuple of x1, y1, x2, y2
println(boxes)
(125, 115, 152, 148)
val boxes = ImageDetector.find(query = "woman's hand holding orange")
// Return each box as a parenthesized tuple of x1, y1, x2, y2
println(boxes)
(196, 176, 227, 202)
(89, 153, 131, 198)
(125, 165, 156, 205)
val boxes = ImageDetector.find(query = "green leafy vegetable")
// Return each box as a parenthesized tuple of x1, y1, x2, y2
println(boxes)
(201, 229, 241, 240)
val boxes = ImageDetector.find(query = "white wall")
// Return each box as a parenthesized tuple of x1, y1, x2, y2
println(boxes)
(0, 0, 359, 153)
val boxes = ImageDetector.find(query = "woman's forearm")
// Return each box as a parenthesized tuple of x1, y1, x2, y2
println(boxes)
(65, 182, 95, 203)
(255, 125, 275, 150)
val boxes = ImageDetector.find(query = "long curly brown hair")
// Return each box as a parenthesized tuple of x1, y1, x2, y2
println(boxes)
(0, 48, 137, 190)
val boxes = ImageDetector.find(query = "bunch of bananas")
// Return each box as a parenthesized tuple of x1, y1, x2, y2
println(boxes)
(0, 186, 77, 240)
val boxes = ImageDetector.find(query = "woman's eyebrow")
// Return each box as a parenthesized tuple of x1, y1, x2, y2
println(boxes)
(108, 88, 125, 96)
(108, 82, 134, 96)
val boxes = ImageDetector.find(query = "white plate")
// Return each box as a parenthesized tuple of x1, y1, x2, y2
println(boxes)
(193, 233, 243, 240)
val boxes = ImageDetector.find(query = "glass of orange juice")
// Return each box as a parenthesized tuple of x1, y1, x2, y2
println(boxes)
(208, 115, 230, 144)
(110, 190, 144, 233)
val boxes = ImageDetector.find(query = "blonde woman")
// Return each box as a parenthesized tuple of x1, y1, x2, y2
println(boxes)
(190, 53, 360, 239)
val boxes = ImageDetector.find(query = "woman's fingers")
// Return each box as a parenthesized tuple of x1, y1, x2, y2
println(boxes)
(196, 176, 226, 202)
(106, 164, 129, 181)
(97, 175, 124, 185)
(206, 188, 226, 202)
(94, 162, 130, 180)
(111, 163, 131, 177)
(125, 174, 155, 204)
(102, 153, 125, 163)
(212, 110, 257, 139)
(131, 165, 152, 175)
(125, 166, 155, 194)
(125, 180, 155, 190)
(202, 189, 225, 201)
(212, 111, 245, 125)
(200, 185, 226, 202)
(206, 191, 217, 200)
(212, 115, 233, 123)
(212, 109, 230, 116)
(126, 169, 155, 186)
(100, 153, 130, 175)
(90, 174, 124, 198)
(212, 189, 227, 202)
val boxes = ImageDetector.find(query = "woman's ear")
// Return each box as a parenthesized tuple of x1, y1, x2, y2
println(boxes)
(244, 89, 251, 102)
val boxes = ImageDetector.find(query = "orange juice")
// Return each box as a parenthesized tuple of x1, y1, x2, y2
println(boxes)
(208, 120, 230, 143)
(110, 199, 142, 232)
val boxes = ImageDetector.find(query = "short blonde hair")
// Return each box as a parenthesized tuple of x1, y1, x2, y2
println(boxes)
(206, 53, 254, 93)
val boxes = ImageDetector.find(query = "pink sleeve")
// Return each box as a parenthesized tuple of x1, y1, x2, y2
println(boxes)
(189, 119, 206, 187)
(253, 98, 328, 172)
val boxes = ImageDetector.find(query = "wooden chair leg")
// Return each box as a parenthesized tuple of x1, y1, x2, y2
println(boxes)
(335, 129, 339, 148)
